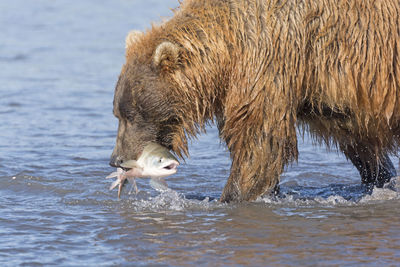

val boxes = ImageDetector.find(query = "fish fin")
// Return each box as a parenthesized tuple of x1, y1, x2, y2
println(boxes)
(109, 179, 120, 190)
(106, 168, 125, 179)
(127, 177, 139, 195)
(150, 177, 169, 192)
(118, 182, 123, 199)
(106, 172, 118, 179)
(121, 160, 140, 169)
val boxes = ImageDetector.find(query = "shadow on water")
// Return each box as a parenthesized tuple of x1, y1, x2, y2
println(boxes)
(265, 176, 400, 206)
(279, 183, 370, 202)
(184, 194, 217, 201)
(183, 181, 400, 205)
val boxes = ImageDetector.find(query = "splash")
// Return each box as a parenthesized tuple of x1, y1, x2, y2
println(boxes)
(127, 189, 222, 212)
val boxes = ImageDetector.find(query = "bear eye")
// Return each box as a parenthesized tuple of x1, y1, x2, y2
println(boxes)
(158, 158, 163, 163)
(126, 112, 135, 122)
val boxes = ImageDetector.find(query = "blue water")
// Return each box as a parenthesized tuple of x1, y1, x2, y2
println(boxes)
(1, 1, 400, 266)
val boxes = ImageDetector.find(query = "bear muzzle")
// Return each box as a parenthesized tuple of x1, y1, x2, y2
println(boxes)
(109, 155, 124, 168)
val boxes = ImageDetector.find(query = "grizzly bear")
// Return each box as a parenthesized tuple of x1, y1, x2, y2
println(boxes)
(110, 0, 400, 202)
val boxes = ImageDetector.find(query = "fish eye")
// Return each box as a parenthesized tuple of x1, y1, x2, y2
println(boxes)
(158, 158, 163, 163)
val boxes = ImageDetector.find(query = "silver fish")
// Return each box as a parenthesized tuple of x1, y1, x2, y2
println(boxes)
(106, 142, 179, 198)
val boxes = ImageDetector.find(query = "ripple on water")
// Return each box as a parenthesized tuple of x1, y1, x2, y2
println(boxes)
(0, 54, 29, 62)
(1, 173, 81, 199)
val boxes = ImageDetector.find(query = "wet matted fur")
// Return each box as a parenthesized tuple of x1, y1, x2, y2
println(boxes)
(111, 0, 400, 202)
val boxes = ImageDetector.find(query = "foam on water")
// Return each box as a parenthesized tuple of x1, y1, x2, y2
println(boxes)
(127, 189, 222, 212)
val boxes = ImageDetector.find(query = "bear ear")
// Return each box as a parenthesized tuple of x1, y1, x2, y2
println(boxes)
(153, 41, 180, 72)
(125, 30, 143, 49)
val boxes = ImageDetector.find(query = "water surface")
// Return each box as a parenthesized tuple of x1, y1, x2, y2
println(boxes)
(1, 1, 399, 266)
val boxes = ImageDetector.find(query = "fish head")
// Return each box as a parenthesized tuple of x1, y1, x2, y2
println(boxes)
(138, 143, 179, 178)
(149, 155, 179, 177)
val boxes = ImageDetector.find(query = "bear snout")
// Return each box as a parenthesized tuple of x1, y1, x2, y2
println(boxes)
(109, 155, 124, 168)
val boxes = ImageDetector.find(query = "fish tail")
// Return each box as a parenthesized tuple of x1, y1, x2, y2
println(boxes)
(109, 179, 120, 190)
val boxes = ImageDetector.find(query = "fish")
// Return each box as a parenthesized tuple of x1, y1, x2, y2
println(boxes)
(106, 142, 179, 198)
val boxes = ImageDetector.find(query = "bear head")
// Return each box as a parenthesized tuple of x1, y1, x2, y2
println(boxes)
(110, 31, 183, 168)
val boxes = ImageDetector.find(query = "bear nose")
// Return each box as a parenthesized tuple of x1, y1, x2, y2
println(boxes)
(109, 155, 124, 168)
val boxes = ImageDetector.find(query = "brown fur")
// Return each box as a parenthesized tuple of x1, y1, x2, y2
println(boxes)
(111, 0, 400, 202)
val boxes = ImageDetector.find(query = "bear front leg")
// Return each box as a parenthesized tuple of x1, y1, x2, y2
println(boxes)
(220, 164, 281, 202)
(340, 143, 397, 189)
(219, 71, 299, 202)
(220, 123, 298, 202)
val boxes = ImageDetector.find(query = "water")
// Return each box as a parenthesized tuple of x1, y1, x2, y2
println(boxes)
(1, 1, 400, 266)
